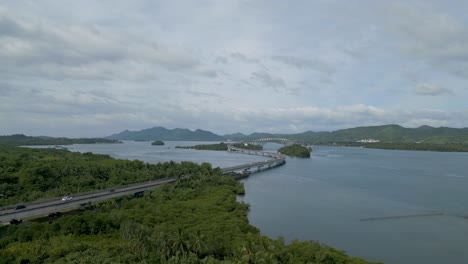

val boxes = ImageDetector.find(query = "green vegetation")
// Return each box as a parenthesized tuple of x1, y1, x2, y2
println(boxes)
(224, 125, 468, 146)
(0, 147, 376, 263)
(278, 144, 311, 158)
(0, 134, 119, 146)
(232, 143, 263, 151)
(151, 140, 165, 146)
(0, 145, 214, 205)
(176, 143, 228, 151)
(107, 124, 468, 152)
(357, 142, 468, 152)
(299, 125, 468, 145)
(107, 127, 225, 141)
(175, 142, 263, 152)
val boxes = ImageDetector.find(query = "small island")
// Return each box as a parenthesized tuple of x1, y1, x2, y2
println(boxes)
(176, 142, 228, 151)
(151, 140, 165, 146)
(278, 144, 312, 158)
(232, 143, 263, 150)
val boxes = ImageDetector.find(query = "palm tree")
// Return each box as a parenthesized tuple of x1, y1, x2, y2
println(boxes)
(170, 227, 190, 257)
(189, 229, 207, 256)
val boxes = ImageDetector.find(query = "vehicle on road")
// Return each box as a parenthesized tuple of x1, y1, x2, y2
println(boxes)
(61, 196, 73, 201)
(10, 219, 22, 225)
(14, 205, 26, 210)
(48, 212, 62, 218)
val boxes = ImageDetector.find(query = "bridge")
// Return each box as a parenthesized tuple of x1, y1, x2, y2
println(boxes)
(1, 147, 286, 224)
(222, 146, 286, 177)
(250, 137, 296, 145)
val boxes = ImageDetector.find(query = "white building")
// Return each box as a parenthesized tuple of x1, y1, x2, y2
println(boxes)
(356, 139, 380, 143)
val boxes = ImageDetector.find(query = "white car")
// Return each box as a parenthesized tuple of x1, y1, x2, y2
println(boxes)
(61, 196, 73, 201)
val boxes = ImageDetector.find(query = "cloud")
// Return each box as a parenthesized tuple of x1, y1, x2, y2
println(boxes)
(384, 2, 468, 78)
(214, 56, 228, 64)
(220, 105, 468, 133)
(1, 1, 468, 137)
(250, 71, 286, 91)
(230, 52, 259, 64)
(414, 83, 452, 96)
(271, 55, 335, 75)
(0, 8, 211, 82)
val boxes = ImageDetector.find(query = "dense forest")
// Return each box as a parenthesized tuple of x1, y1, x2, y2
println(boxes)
(176, 143, 228, 151)
(231, 143, 263, 151)
(0, 134, 119, 146)
(0, 146, 213, 205)
(0, 146, 377, 263)
(176, 143, 263, 152)
(278, 144, 311, 158)
(359, 142, 468, 152)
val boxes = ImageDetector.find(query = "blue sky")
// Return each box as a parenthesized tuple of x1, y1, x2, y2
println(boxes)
(1, 0, 468, 137)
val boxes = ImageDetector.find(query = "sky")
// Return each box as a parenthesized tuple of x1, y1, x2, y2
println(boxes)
(1, 0, 468, 137)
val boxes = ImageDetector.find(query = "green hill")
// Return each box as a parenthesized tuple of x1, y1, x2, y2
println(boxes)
(0, 134, 119, 146)
(107, 127, 225, 141)
(226, 125, 468, 145)
(304, 125, 468, 144)
(278, 144, 311, 158)
(107, 125, 468, 145)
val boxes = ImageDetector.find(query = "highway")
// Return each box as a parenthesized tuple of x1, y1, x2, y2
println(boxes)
(0, 178, 176, 223)
(1, 147, 286, 224)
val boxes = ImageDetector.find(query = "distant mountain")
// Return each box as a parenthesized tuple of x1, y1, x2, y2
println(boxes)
(222, 133, 247, 141)
(106, 127, 225, 141)
(0, 134, 119, 146)
(302, 125, 468, 144)
(107, 125, 468, 144)
(224, 125, 468, 144)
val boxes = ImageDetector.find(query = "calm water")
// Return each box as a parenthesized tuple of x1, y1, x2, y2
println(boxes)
(64, 141, 266, 168)
(241, 144, 468, 264)
(54, 141, 468, 264)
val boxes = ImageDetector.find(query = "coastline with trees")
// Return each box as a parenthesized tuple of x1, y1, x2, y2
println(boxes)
(278, 144, 312, 158)
(0, 145, 376, 263)
(151, 140, 165, 146)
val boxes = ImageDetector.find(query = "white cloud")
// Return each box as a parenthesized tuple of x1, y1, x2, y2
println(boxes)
(384, 2, 468, 78)
(271, 55, 335, 75)
(230, 52, 259, 64)
(0, 8, 208, 82)
(414, 83, 452, 96)
(1, 1, 468, 137)
(250, 71, 286, 91)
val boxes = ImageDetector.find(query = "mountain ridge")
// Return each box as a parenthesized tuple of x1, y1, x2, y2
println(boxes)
(106, 125, 468, 144)
(106, 126, 225, 141)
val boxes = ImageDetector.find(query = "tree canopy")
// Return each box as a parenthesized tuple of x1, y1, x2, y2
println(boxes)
(0, 134, 119, 146)
(231, 143, 263, 151)
(0, 146, 377, 263)
(0, 145, 216, 206)
(151, 140, 165, 146)
(176, 143, 228, 151)
(278, 144, 311, 158)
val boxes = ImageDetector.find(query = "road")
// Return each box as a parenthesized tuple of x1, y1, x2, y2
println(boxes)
(0, 178, 176, 223)
(1, 147, 286, 223)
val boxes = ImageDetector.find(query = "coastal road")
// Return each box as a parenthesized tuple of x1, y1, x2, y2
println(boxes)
(1, 149, 286, 223)
(0, 178, 176, 223)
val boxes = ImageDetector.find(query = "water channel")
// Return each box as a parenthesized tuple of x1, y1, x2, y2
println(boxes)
(63, 141, 468, 264)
